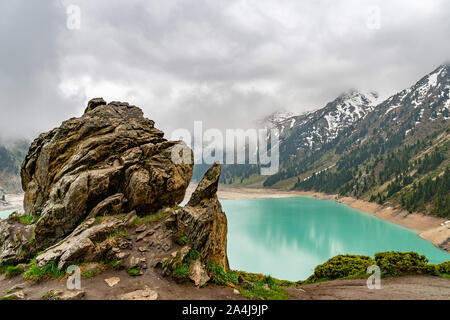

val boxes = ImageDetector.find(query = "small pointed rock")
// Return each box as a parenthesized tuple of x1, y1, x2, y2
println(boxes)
(104, 277, 121, 287)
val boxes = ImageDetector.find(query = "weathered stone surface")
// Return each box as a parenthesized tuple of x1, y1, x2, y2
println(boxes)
(84, 97, 106, 113)
(0, 218, 34, 264)
(49, 289, 85, 300)
(176, 163, 229, 270)
(35, 215, 131, 269)
(189, 259, 210, 287)
(161, 245, 191, 276)
(86, 193, 126, 220)
(2, 290, 25, 300)
(125, 256, 147, 270)
(187, 162, 221, 207)
(19, 99, 193, 252)
(119, 287, 158, 300)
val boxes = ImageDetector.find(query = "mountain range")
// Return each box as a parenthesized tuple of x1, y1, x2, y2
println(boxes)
(0, 64, 449, 217)
(221, 63, 450, 217)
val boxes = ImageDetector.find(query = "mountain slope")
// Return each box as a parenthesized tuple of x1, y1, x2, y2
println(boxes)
(0, 139, 29, 194)
(293, 64, 450, 216)
(261, 90, 383, 187)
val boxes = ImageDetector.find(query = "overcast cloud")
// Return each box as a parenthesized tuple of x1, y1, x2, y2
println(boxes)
(0, 0, 449, 140)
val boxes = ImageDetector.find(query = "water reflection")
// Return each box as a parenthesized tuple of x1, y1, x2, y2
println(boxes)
(223, 197, 450, 281)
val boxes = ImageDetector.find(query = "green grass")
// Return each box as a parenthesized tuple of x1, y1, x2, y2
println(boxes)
(239, 277, 291, 300)
(4, 265, 24, 277)
(175, 233, 188, 245)
(173, 263, 190, 279)
(41, 290, 59, 300)
(81, 266, 101, 278)
(8, 214, 35, 225)
(133, 210, 168, 225)
(108, 259, 123, 270)
(0, 262, 11, 274)
(127, 267, 141, 276)
(188, 249, 200, 260)
(107, 228, 130, 239)
(206, 262, 239, 286)
(23, 260, 66, 282)
(0, 294, 20, 301)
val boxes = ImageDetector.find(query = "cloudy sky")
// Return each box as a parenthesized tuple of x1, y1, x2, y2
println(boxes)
(0, 0, 449, 140)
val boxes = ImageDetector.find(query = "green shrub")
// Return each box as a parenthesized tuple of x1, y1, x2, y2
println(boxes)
(437, 261, 450, 274)
(424, 264, 438, 276)
(375, 251, 428, 276)
(311, 254, 376, 280)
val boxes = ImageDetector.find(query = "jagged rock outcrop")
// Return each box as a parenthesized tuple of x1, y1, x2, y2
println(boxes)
(0, 218, 34, 264)
(20, 99, 193, 250)
(176, 162, 229, 270)
(0, 99, 194, 265)
(1, 99, 230, 291)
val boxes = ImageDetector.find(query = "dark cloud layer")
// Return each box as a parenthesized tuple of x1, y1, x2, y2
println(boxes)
(0, 0, 449, 140)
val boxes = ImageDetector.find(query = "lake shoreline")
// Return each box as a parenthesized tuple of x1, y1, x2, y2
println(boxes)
(4, 188, 449, 253)
(211, 186, 450, 253)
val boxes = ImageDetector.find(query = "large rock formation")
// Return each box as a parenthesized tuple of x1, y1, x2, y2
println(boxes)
(176, 162, 229, 270)
(0, 99, 229, 290)
(20, 98, 193, 250)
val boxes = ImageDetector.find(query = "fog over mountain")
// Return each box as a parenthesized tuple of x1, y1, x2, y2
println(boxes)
(0, 0, 449, 140)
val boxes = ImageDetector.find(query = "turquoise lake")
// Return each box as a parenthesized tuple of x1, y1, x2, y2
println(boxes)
(222, 197, 450, 281)
(0, 209, 16, 219)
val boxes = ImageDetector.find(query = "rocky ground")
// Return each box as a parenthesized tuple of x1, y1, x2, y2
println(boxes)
(0, 263, 240, 300)
(287, 275, 450, 300)
(2, 267, 449, 300)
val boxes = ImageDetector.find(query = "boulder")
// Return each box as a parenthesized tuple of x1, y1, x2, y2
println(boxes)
(0, 218, 34, 264)
(19, 98, 193, 252)
(189, 259, 210, 287)
(35, 214, 132, 269)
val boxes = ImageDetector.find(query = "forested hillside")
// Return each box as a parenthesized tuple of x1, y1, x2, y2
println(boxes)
(220, 64, 450, 217)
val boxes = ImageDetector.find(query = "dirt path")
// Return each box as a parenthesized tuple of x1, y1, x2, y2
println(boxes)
(287, 275, 450, 300)
(2, 272, 449, 300)
(0, 267, 241, 300)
